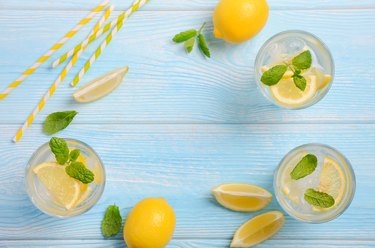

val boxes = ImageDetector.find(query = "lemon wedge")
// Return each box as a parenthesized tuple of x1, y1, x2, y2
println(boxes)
(33, 162, 81, 210)
(313, 157, 346, 211)
(306, 67, 331, 90)
(212, 184, 272, 212)
(270, 75, 317, 107)
(73, 66, 128, 103)
(231, 211, 285, 248)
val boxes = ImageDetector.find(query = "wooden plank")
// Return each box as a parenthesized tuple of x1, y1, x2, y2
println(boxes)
(1, 10, 374, 124)
(0, 0, 374, 11)
(1, 239, 374, 247)
(0, 124, 373, 240)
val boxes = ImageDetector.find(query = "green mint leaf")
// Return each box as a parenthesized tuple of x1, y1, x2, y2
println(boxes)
(198, 34, 210, 58)
(290, 154, 317, 180)
(43, 111, 78, 135)
(292, 50, 312, 70)
(69, 149, 80, 162)
(184, 37, 195, 53)
(172, 29, 197, 43)
(304, 188, 335, 208)
(261, 65, 288, 86)
(65, 161, 94, 184)
(49, 137, 70, 165)
(102, 205, 123, 238)
(293, 74, 307, 91)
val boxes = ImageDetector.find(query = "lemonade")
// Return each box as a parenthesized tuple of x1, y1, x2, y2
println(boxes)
(255, 30, 334, 109)
(26, 139, 105, 217)
(274, 144, 355, 223)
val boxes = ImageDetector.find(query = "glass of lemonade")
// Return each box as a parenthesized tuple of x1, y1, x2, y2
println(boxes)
(25, 139, 105, 218)
(255, 30, 334, 109)
(274, 144, 355, 223)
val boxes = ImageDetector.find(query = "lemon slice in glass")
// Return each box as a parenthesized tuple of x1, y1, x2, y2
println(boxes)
(270, 75, 317, 107)
(73, 66, 128, 103)
(212, 183, 272, 212)
(33, 162, 81, 210)
(305, 67, 331, 90)
(231, 211, 285, 248)
(313, 157, 346, 211)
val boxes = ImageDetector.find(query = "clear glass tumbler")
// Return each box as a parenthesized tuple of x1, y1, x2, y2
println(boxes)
(25, 139, 105, 218)
(274, 143, 355, 223)
(255, 30, 335, 109)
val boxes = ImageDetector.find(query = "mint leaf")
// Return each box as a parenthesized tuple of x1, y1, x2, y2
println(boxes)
(65, 161, 94, 184)
(304, 188, 335, 208)
(184, 37, 195, 53)
(292, 50, 312, 70)
(293, 74, 307, 91)
(102, 205, 123, 238)
(49, 137, 69, 165)
(43, 111, 78, 135)
(172, 29, 197, 43)
(69, 149, 80, 162)
(290, 154, 317, 180)
(261, 65, 288, 86)
(198, 34, 210, 58)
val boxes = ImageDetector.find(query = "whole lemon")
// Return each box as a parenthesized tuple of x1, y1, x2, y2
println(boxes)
(213, 0, 269, 43)
(123, 198, 176, 248)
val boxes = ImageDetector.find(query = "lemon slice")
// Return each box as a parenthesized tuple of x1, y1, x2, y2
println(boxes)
(212, 184, 272, 212)
(313, 157, 346, 211)
(231, 211, 285, 248)
(73, 66, 128, 103)
(261, 65, 294, 79)
(33, 162, 81, 210)
(270, 75, 317, 107)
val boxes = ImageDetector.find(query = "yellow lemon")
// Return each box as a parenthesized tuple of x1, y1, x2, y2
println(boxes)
(213, 0, 269, 43)
(212, 183, 272, 212)
(123, 198, 176, 248)
(231, 211, 285, 248)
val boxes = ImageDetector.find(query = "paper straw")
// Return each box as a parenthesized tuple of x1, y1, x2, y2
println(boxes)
(13, 5, 112, 143)
(51, 5, 114, 68)
(71, 0, 149, 87)
(0, 0, 109, 100)
(52, 0, 146, 69)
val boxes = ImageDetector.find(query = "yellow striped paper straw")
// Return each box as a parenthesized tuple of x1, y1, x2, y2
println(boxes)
(51, 5, 114, 68)
(71, 0, 149, 87)
(52, 0, 147, 69)
(0, 0, 109, 100)
(13, 6, 112, 143)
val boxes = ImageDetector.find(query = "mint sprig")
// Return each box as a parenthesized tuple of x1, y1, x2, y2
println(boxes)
(48, 137, 94, 184)
(261, 50, 312, 91)
(304, 188, 335, 208)
(44, 111, 77, 135)
(49, 137, 70, 165)
(173, 22, 211, 58)
(102, 205, 123, 238)
(290, 154, 318, 180)
(66, 161, 94, 184)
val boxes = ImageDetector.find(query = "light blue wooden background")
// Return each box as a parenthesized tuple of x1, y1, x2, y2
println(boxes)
(0, 0, 374, 247)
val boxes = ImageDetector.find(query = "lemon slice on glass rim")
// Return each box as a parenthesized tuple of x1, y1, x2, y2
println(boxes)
(73, 66, 128, 103)
(212, 183, 272, 212)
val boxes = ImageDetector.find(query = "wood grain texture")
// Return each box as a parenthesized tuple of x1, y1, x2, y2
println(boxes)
(0, 0, 375, 11)
(2, 240, 374, 248)
(1, 10, 374, 125)
(0, 124, 374, 242)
